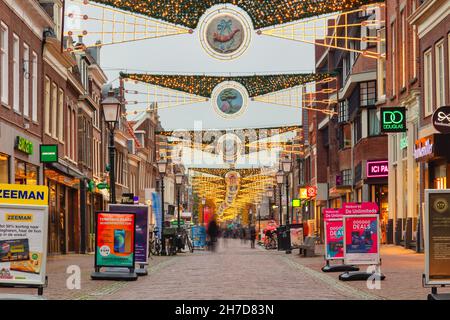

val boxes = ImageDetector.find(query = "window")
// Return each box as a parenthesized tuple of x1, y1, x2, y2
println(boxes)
(377, 27, 386, 99)
(435, 40, 445, 108)
(354, 114, 362, 144)
(338, 100, 349, 123)
(71, 109, 76, 160)
(391, 22, 396, 96)
(368, 108, 380, 136)
(424, 49, 433, 116)
(341, 169, 352, 186)
(339, 124, 352, 149)
(44, 77, 51, 134)
(23, 43, 30, 117)
(58, 89, 64, 141)
(360, 81, 376, 106)
(13, 34, 20, 112)
(401, 10, 406, 89)
(66, 105, 71, 159)
(32, 52, 38, 122)
(0, 153, 9, 183)
(14, 159, 38, 185)
(51, 83, 58, 137)
(0, 22, 8, 105)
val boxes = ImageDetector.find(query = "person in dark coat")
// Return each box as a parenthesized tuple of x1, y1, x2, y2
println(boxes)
(250, 225, 257, 249)
(207, 215, 219, 252)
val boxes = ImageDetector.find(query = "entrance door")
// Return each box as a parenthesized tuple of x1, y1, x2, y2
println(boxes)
(48, 181, 67, 254)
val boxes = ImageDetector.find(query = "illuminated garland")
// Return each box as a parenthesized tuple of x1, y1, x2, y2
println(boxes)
(121, 73, 333, 98)
(157, 125, 302, 137)
(92, 0, 383, 29)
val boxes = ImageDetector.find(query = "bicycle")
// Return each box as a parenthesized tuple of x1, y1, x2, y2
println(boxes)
(148, 228, 162, 257)
(264, 231, 278, 250)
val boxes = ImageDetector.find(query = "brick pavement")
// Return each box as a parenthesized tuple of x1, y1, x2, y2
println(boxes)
(1, 239, 448, 300)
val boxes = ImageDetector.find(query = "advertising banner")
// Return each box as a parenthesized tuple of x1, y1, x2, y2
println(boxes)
(151, 192, 162, 239)
(343, 202, 379, 215)
(0, 184, 49, 286)
(424, 190, 450, 285)
(343, 215, 380, 265)
(325, 219, 345, 260)
(191, 226, 206, 247)
(323, 208, 343, 220)
(289, 225, 304, 248)
(108, 204, 149, 265)
(95, 212, 136, 268)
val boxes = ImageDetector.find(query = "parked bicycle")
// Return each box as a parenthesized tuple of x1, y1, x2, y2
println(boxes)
(264, 230, 278, 250)
(149, 227, 162, 257)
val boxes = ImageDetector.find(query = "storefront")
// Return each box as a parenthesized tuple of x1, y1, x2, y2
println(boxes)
(45, 168, 81, 254)
(0, 153, 10, 183)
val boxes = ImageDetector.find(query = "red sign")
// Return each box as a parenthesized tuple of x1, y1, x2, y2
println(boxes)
(306, 186, 317, 198)
(323, 208, 344, 220)
(343, 202, 379, 215)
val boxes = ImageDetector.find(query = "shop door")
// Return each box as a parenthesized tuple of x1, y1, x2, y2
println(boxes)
(48, 182, 59, 254)
(59, 185, 67, 254)
(67, 188, 77, 253)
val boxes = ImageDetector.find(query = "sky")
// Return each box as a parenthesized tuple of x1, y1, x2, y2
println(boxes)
(65, 2, 316, 131)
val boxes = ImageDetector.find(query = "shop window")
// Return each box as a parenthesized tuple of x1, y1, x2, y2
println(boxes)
(368, 108, 380, 136)
(0, 153, 10, 183)
(434, 164, 447, 190)
(14, 159, 38, 185)
(360, 81, 376, 106)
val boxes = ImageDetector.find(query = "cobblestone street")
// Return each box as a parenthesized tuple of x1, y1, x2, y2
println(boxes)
(2, 239, 447, 300)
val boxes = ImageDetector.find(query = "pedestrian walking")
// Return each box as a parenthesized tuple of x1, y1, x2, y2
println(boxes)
(250, 225, 256, 249)
(207, 215, 219, 252)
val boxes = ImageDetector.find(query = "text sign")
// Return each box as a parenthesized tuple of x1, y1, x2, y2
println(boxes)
(40, 145, 58, 163)
(366, 160, 389, 178)
(15, 136, 33, 155)
(343, 202, 379, 215)
(325, 219, 345, 260)
(344, 215, 380, 265)
(380, 107, 406, 133)
(414, 136, 434, 161)
(0, 184, 48, 206)
(432, 106, 450, 134)
(424, 190, 450, 285)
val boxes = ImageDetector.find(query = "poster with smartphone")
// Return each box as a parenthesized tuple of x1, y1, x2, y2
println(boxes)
(343, 215, 380, 265)
(0, 184, 49, 287)
(95, 211, 136, 268)
(108, 204, 149, 265)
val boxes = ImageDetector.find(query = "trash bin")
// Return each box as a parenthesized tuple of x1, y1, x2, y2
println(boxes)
(277, 226, 291, 251)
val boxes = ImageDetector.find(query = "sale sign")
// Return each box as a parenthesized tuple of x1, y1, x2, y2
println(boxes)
(343, 215, 380, 265)
(325, 220, 344, 260)
(95, 212, 136, 268)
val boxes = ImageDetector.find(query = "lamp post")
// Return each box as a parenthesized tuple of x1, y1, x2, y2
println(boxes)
(266, 188, 274, 220)
(175, 172, 184, 232)
(282, 158, 293, 254)
(276, 171, 284, 226)
(157, 160, 168, 256)
(201, 197, 206, 226)
(102, 90, 121, 204)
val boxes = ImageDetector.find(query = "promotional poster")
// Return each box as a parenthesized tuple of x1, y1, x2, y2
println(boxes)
(324, 220, 344, 260)
(289, 225, 304, 248)
(95, 212, 136, 268)
(151, 192, 162, 239)
(192, 226, 206, 247)
(425, 190, 450, 285)
(344, 215, 379, 265)
(108, 204, 150, 265)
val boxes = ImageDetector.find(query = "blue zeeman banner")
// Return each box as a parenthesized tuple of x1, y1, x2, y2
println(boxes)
(152, 192, 162, 239)
(191, 226, 206, 247)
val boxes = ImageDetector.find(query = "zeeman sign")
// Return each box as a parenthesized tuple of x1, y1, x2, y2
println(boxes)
(0, 184, 48, 206)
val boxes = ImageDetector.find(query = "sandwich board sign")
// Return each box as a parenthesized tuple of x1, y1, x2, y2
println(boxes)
(0, 184, 49, 295)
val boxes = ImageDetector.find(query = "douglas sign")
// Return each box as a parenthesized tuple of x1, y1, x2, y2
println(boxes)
(381, 107, 406, 133)
(432, 106, 450, 134)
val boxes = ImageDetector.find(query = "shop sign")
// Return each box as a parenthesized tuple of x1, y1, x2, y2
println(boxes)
(343, 202, 379, 215)
(292, 199, 301, 207)
(0, 184, 49, 287)
(366, 160, 389, 178)
(109, 205, 150, 265)
(343, 214, 380, 265)
(424, 190, 450, 285)
(299, 188, 308, 199)
(39, 145, 58, 163)
(323, 208, 343, 220)
(171, 219, 185, 226)
(400, 134, 408, 150)
(335, 175, 343, 186)
(300, 186, 317, 199)
(432, 106, 450, 134)
(121, 193, 135, 205)
(15, 136, 33, 155)
(380, 107, 407, 133)
(95, 211, 136, 268)
(97, 182, 109, 190)
(414, 136, 434, 161)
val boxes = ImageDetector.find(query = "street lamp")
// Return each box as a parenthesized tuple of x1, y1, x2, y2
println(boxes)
(175, 172, 184, 231)
(102, 89, 121, 204)
(201, 197, 206, 226)
(157, 160, 168, 255)
(282, 158, 292, 254)
(276, 171, 284, 226)
(266, 188, 274, 220)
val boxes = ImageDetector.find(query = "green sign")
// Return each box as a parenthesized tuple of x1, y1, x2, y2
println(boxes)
(381, 107, 407, 133)
(15, 136, 33, 155)
(400, 134, 408, 150)
(292, 199, 301, 207)
(171, 220, 185, 226)
(40, 144, 58, 163)
(97, 182, 109, 190)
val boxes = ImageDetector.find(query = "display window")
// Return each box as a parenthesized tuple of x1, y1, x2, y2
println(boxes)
(14, 159, 39, 185)
(0, 153, 10, 183)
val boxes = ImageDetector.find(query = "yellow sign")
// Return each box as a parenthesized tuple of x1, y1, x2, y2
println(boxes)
(6, 213, 34, 222)
(299, 188, 308, 199)
(0, 184, 48, 206)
